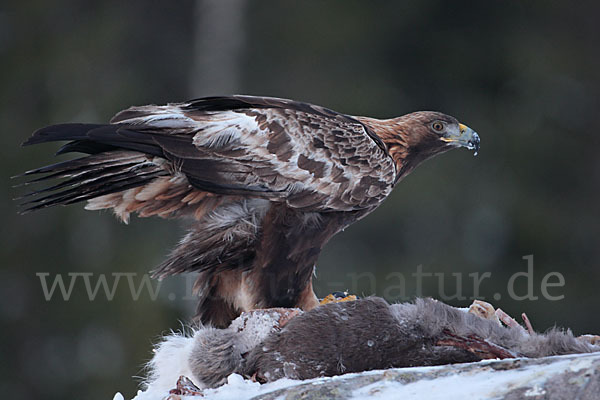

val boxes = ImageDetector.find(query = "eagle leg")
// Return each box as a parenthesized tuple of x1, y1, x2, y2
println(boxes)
(294, 277, 320, 311)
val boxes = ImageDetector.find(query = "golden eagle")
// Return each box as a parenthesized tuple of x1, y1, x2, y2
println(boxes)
(18, 95, 480, 327)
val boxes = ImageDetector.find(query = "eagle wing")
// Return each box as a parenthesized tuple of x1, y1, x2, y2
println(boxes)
(20, 96, 396, 219)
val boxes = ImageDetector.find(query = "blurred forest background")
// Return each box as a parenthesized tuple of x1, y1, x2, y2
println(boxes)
(2, 1, 600, 399)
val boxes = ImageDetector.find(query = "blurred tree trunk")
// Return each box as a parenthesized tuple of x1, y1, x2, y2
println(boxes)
(190, 0, 247, 97)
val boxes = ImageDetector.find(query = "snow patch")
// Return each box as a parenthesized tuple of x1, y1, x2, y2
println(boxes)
(116, 353, 599, 400)
(349, 354, 594, 400)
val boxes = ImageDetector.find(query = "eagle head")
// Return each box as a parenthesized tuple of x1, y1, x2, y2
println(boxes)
(400, 111, 480, 156)
(362, 111, 480, 181)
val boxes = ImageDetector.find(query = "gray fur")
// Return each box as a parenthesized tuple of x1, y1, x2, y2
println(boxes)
(244, 298, 480, 381)
(189, 328, 244, 388)
(189, 309, 290, 388)
(188, 297, 599, 386)
(392, 298, 595, 358)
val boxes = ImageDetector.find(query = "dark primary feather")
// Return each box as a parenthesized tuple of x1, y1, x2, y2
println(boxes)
(24, 123, 167, 156)
(22, 123, 106, 146)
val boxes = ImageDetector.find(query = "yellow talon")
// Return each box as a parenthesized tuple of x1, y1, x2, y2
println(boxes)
(320, 293, 358, 305)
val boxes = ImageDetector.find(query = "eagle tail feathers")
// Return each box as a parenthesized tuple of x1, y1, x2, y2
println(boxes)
(17, 150, 167, 214)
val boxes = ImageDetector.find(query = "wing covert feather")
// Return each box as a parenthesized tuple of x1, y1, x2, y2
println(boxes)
(111, 96, 397, 211)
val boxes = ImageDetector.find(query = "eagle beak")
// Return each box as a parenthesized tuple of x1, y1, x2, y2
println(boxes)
(441, 123, 480, 155)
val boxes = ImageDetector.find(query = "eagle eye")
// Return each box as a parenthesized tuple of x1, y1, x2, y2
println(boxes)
(431, 121, 445, 132)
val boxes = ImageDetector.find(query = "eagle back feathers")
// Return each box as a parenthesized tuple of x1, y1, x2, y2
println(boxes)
(110, 96, 397, 212)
